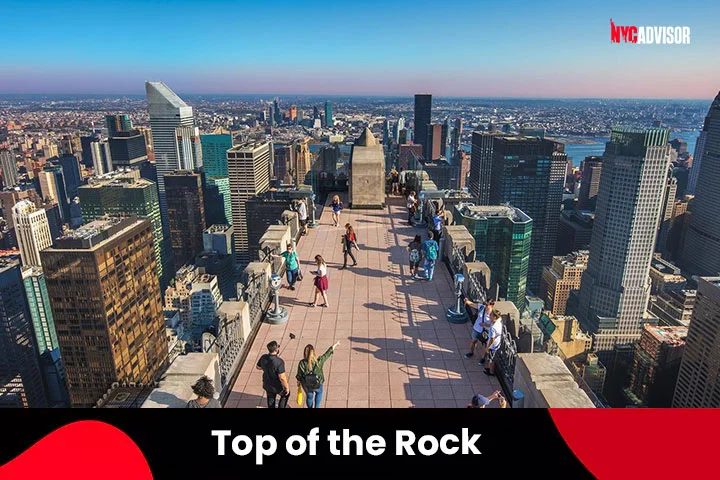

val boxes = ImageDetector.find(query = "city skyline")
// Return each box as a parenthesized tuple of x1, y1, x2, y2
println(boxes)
(2, 1, 719, 98)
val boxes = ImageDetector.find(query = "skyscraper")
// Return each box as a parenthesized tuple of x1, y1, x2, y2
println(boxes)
(105, 114, 133, 137)
(426, 123, 444, 160)
(325, 101, 333, 127)
(200, 133, 232, 178)
(539, 251, 588, 316)
(686, 130, 706, 195)
(21, 266, 69, 407)
(414, 94, 432, 159)
(109, 130, 149, 168)
(577, 156, 603, 210)
(468, 131, 501, 205)
(40, 216, 167, 407)
(146, 81, 195, 229)
(672, 277, 720, 407)
(57, 153, 82, 201)
(656, 170, 678, 256)
(394, 117, 405, 143)
(454, 203, 532, 311)
(78, 171, 172, 289)
(1, 148, 18, 188)
(294, 138, 311, 186)
(0, 259, 47, 408)
(90, 139, 112, 175)
(175, 126, 203, 170)
(227, 142, 271, 265)
(574, 127, 671, 356)
(490, 136, 566, 292)
(12, 200, 53, 268)
(682, 92, 720, 277)
(165, 171, 207, 270)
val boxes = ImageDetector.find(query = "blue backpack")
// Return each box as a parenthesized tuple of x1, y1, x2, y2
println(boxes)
(424, 240, 438, 260)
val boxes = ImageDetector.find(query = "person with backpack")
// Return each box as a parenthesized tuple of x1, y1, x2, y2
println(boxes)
(296, 342, 340, 408)
(408, 234, 423, 279)
(421, 232, 439, 281)
(464, 298, 495, 360)
(331, 195, 343, 227)
(341, 223, 360, 269)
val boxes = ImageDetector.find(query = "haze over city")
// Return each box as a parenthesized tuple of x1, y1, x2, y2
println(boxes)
(2, 0, 719, 98)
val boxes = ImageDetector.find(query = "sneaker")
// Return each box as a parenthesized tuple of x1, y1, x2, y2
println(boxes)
(479, 357, 486, 366)
(483, 368, 495, 377)
(289, 286, 295, 291)
(464, 352, 473, 359)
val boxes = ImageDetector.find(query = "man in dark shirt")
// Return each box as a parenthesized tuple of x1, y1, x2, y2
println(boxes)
(256, 340, 291, 408)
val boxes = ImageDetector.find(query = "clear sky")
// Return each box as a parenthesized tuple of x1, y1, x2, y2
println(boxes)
(1, 0, 719, 98)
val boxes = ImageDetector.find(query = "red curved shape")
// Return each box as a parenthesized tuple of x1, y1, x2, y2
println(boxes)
(551, 409, 720, 479)
(0, 420, 153, 479)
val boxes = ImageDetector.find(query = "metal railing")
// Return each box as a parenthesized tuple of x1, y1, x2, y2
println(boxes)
(494, 327, 519, 398)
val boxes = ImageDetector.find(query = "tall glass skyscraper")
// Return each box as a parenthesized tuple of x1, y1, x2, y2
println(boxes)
(200, 133, 232, 178)
(145, 81, 195, 230)
(455, 203, 532, 311)
(575, 127, 671, 356)
(490, 136, 566, 293)
(325, 101, 333, 127)
(682, 92, 720, 277)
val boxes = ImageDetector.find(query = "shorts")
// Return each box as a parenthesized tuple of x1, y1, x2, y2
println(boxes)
(471, 329, 485, 342)
(487, 347, 499, 362)
(300, 219, 308, 226)
(409, 260, 420, 270)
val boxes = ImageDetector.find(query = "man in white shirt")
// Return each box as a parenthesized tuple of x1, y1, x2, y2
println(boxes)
(464, 299, 494, 361)
(297, 200, 308, 236)
(482, 309, 504, 377)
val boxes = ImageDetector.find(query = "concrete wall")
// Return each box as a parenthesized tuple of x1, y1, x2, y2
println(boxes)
(142, 353, 220, 408)
(513, 353, 595, 408)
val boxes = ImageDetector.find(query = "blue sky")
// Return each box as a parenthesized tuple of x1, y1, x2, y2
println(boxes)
(1, 0, 718, 97)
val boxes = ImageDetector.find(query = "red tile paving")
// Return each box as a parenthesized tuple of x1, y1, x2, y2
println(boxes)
(226, 195, 501, 408)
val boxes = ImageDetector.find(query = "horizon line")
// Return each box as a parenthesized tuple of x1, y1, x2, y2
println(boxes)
(0, 92, 713, 101)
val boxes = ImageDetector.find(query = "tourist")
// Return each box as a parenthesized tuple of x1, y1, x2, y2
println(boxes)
(309, 255, 329, 307)
(340, 223, 359, 269)
(399, 168, 406, 195)
(297, 199, 308, 236)
(482, 309, 504, 377)
(272, 242, 300, 291)
(408, 234, 423, 279)
(464, 299, 495, 359)
(421, 231, 439, 281)
(432, 208, 445, 241)
(466, 390, 507, 408)
(296, 341, 340, 408)
(407, 191, 417, 224)
(331, 195, 343, 227)
(391, 168, 400, 195)
(256, 340, 291, 408)
(185, 375, 221, 408)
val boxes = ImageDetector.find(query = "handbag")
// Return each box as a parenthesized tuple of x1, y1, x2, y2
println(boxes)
(297, 389, 303, 406)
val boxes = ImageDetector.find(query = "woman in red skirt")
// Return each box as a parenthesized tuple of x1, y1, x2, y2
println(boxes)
(309, 255, 329, 307)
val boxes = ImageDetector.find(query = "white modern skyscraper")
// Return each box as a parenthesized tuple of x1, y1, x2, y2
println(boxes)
(175, 126, 203, 170)
(146, 81, 195, 228)
(227, 141, 271, 265)
(90, 140, 112, 175)
(683, 92, 720, 277)
(575, 127, 671, 355)
(1, 148, 18, 188)
(13, 200, 53, 268)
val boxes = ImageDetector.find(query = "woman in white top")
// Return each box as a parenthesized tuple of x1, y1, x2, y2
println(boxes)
(309, 255, 329, 308)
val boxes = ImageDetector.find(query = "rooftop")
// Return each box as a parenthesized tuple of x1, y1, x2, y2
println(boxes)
(644, 324, 688, 345)
(53, 216, 142, 249)
(227, 195, 503, 408)
(456, 202, 531, 224)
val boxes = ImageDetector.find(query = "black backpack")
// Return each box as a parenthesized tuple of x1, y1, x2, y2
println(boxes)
(302, 363, 322, 390)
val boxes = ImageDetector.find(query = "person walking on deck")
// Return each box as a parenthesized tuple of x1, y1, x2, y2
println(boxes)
(341, 223, 359, 269)
(309, 255, 329, 307)
(331, 195, 343, 227)
(421, 232, 439, 281)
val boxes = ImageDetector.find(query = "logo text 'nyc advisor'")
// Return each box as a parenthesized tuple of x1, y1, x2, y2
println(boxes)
(611, 19, 690, 44)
